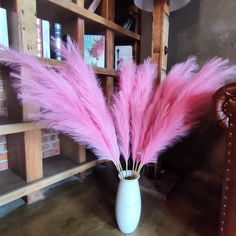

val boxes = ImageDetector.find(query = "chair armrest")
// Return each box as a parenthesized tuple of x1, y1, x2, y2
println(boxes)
(213, 82, 236, 129)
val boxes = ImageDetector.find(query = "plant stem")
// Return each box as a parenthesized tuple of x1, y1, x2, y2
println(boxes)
(118, 162, 125, 179)
(119, 162, 123, 172)
(115, 164, 120, 173)
(135, 161, 139, 173)
(134, 162, 137, 173)
(137, 163, 143, 174)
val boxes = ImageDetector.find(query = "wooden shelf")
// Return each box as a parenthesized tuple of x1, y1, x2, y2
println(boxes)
(40, 58, 118, 77)
(37, 0, 140, 41)
(0, 155, 102, 206)
(0, 57, 118, 77)
(0, 117, 40, 135)
(93, 67, 118, 77)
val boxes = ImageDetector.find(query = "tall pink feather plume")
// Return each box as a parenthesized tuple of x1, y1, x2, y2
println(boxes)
(184, 58, 236, 122)
(112, 61, 136, 163)
(0, 43, 120, 165)
(130, 58, 157, 163)
(137, 57, 198, 165)
(139, 57, 236, 166)
(59, 40, 120, 162)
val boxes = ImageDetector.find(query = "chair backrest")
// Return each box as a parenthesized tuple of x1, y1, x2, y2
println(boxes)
(214, 82, 236, 236)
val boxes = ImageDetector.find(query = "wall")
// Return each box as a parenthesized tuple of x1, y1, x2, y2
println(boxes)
(165, 0, 236, 175)
(168, 0, 236, 67)
(140, 11, 152, 62)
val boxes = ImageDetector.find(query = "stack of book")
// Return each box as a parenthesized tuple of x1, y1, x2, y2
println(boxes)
(36, 19, 63, 60)
(0, 7, 9, 48)
(36, 19, 50, 58)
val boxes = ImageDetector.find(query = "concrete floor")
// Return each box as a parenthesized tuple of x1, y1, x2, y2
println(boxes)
(0, 167, 222, 236)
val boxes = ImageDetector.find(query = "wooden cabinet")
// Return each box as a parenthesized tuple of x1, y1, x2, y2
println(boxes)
(0, 0, 140, 205)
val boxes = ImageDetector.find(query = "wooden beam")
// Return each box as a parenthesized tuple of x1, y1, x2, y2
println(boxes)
(101, 0, 115, 104)
(104, 30, 114, 104)
(7, 129, 42, 182)
(60, 0, 86, 165)
(7, 0, 44, 203)
(38, 58, 118, 76)
(152, 0, 166, 83)
(134, 5, 141, 64)
(0, 122, 40, 135)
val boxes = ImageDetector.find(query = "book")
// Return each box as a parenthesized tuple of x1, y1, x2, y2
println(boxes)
(62, 34, 72, 53)
(84, 35, 105, 68)
(115, 45, 133, 69)
(0, 7, 9, 48)
(36, 18, 43, 57)
(88, 0, 102, 12)
(123, 8, 137, 30)
(42, 20, 50, 58)
(50, 23, 62, 60)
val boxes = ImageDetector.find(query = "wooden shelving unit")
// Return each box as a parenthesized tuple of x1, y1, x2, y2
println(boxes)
(0, 155, 104, 206)
(0, 0, 140, 206)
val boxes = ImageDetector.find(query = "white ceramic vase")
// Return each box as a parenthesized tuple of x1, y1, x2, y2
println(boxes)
(115, 170, 141, 234)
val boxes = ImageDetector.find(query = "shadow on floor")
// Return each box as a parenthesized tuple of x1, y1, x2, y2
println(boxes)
(0, 166, 222, 236)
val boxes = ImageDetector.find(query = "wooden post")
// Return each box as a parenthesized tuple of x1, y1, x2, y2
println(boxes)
(101, 0, 115, 104)
(60, 0, 86, 165)
(133, 4, 141, 64)
(151, 0, 169, 82)
(141, 0, 176, 201)
(6, 0, 44, 204)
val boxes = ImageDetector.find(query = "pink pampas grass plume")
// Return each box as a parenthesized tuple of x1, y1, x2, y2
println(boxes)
(138, 57, 236, 169)
(0, 42, 120, 167)
(130, 58, 157, 166)
(112, 61, 136, 169)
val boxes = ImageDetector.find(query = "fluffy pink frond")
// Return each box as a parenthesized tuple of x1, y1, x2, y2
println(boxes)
(130, 58, 157, 162)
(139, 57, 198, 144)
(139, 57, 236, 166)
(0, 43, 120, 164)
(112, 62, 136, 162)
(180, 57, 236, 122)
(59, 40, 120, 162)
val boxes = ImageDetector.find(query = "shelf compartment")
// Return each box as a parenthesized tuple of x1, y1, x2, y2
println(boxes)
(0, 117, 40, 135)
(0, 155, 102, 206)
(37, 0, 140, 41)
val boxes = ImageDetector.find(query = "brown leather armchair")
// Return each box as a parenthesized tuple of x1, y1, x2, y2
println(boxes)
(214, 83, 236, 236)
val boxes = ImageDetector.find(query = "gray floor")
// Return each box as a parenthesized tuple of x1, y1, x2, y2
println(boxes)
(0, 167, 222, 236)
